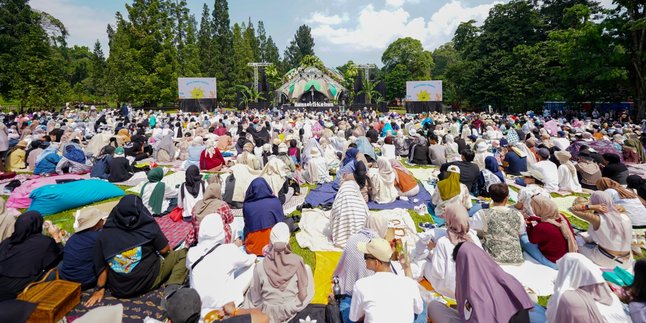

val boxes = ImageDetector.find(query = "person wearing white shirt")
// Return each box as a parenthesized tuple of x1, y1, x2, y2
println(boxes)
(555, 151, 582, 193)
(350, 238, 424, 323)
(527, 148, 559, 193)
(552, 131, 571, 151)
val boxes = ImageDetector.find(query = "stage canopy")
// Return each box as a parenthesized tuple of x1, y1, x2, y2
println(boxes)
(276, 66, 347, 104)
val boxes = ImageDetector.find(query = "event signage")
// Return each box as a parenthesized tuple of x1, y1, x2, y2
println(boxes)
(405, 81, 443, 102)
(178, 78, 217, 99)
(294, 102, 335, 108)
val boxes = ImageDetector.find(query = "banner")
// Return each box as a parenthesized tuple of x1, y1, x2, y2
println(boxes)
(405, 81, 442, 102)
(178, 78, 217, 99)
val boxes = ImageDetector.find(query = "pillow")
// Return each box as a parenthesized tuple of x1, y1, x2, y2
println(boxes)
(29, 179, 124, 216)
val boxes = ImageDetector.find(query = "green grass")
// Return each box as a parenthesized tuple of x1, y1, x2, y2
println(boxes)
(538, 296, 550, 308)
(45, 195, 125, 234)
(409, 209, 433, 233)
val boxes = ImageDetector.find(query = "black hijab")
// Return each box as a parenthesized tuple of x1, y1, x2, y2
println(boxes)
(185, 165, 203, 198)
(98, 195, 161, 259)
(0, 211, 61, 278)
(628, 175, 646, 201)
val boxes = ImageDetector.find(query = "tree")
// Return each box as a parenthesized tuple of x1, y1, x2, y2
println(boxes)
(284, 24, 315, 69)
(381, 37, 434, 100)
(611, 0, 646, 118)
(232, 23, 253, 84)
(212, 0, 234, 102)
(197, 4, 216, 76)
(244, 19, 260, 61)
(236, 84, 265, 108)
(358, 78, 380, 105)
(173, 0, 200, 77)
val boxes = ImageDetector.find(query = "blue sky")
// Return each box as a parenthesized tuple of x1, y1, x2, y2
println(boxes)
(30, 0, 613, 68)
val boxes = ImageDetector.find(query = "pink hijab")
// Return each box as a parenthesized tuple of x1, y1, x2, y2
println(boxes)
(444, 203, 472, 245)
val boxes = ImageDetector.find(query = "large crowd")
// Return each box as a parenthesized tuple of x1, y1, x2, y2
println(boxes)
(1, 104, 646, 323)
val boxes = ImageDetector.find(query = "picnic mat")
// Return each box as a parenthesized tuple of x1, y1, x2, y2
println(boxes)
(67, 289, 165, 322)
(500, 253, 558, 297)
(304, 182, 432, 210)
(406, 167, 438, 182)
(155, 214, 192, 249)
(312, 251, 342, 305)
(295, 209, 341, 252)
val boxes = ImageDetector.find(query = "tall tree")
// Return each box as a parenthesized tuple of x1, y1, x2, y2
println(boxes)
(232, 22, 253, 85)
(381, 37, 434, 100)
(284, 24, 315, 69)
(197, 4, 216, 76)
(244, 19, 260, 61)
(212, 0, 234, 102)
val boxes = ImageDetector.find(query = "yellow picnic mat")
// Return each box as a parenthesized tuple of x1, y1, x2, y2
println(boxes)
(312, 251, 342, 305)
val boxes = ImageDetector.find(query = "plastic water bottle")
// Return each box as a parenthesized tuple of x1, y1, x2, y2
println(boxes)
(333, 276, 341, 300)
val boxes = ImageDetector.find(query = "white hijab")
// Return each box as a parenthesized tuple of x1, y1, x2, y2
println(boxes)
(187, 214, 225, 266)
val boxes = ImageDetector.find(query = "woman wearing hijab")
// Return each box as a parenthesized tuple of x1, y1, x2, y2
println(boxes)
(355, 136, 377, 163)
(179, 165, 207, 220)
(554, 151, 582, 193)
(571, 191, 634, 270)
(597, 177, 646, 227)
(305, 146, 332, 185)
(199, 139, 225, 172)
(33, 144, 61, 175)
(107, 147, 134, 183)
(0, 211, 62, 301)
(192, 180, 234, 244)
(628, 175, 646, 202)
(245, 222, 314, 323)
(525, 196, 577, 269)
(182, 136, 205, 170)
(87, 195, 187, 305)
(330, 178, 369, 248)
(576, 151, 602, 190)
(547, 253, 630, 323)
(431, 165, 473, 218)
(475, 156, 505, 197)
(188, 214, 256, 317)
(369, 157, 398, 204)
(238, 142, 262, 170)
(90, 145, 115, 180)
(601, 153, 629, 185)
(56, 144, 92, 175)
(408, 134, 430, 165)
(5, 140, 27, 171)
(243, 178, 285, 256)
(116, 128, 131, 146)
(154, 133, 176, 163)
(428, 241, 534, 323)
(178, 133, 192, 161)
(25, 140, 43, 170)
(425, 204, 481, 300)
(140, 168, 178, 217)
(332, 147, 359, 190)
(444, 134, 460, 162)
(390, 159, 420, 198)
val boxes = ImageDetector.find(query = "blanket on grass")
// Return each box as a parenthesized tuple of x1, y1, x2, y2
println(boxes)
(304, 182, 432, 210)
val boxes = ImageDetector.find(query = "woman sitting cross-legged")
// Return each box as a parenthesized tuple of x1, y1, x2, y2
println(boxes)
(0, 211, 62, 301)
(244, 222, 314, 323)
(427, 241, 534, 323)
(570, 191, 634, 270)
(56, 144, 92, 175)
(474, 156, 504, 198)
(546, 253, 630, 323)
(85, 195, 188, 307)
(431, 165, 473, 219)
(424, 203, 482, 300)
(188, 214, 256, 317)
(522, 196, 577, 269)
(139, 168, 178, 217)
(390, 159, 420, 198)
(243, 178, 286, 256)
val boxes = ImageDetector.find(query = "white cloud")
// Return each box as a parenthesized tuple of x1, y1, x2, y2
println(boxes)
(385, 0, 407, 8)
(310, 1, 499, 54)
(30, 0, 113, 48)
(305, 12, 349, 25)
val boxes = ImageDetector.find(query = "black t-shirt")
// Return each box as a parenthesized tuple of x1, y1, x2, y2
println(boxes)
(94, 230, 168, 298)
(442, 161, 480, 192)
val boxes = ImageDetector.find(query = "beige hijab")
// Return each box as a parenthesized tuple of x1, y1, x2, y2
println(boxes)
(531, 196, 578, 252)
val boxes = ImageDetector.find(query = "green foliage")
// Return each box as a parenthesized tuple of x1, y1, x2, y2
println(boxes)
(284, 25, 315, 70)
(382, 37, 434, 100)
(236, 84, 265, 107)
(358, 77, 380, 105)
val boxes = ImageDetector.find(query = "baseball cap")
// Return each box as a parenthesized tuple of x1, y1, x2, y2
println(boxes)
(448, 165, 461, 174)
(537, 148, 550, 159)
(357, 238, 393, 262)
(162, 286, 201, 323)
